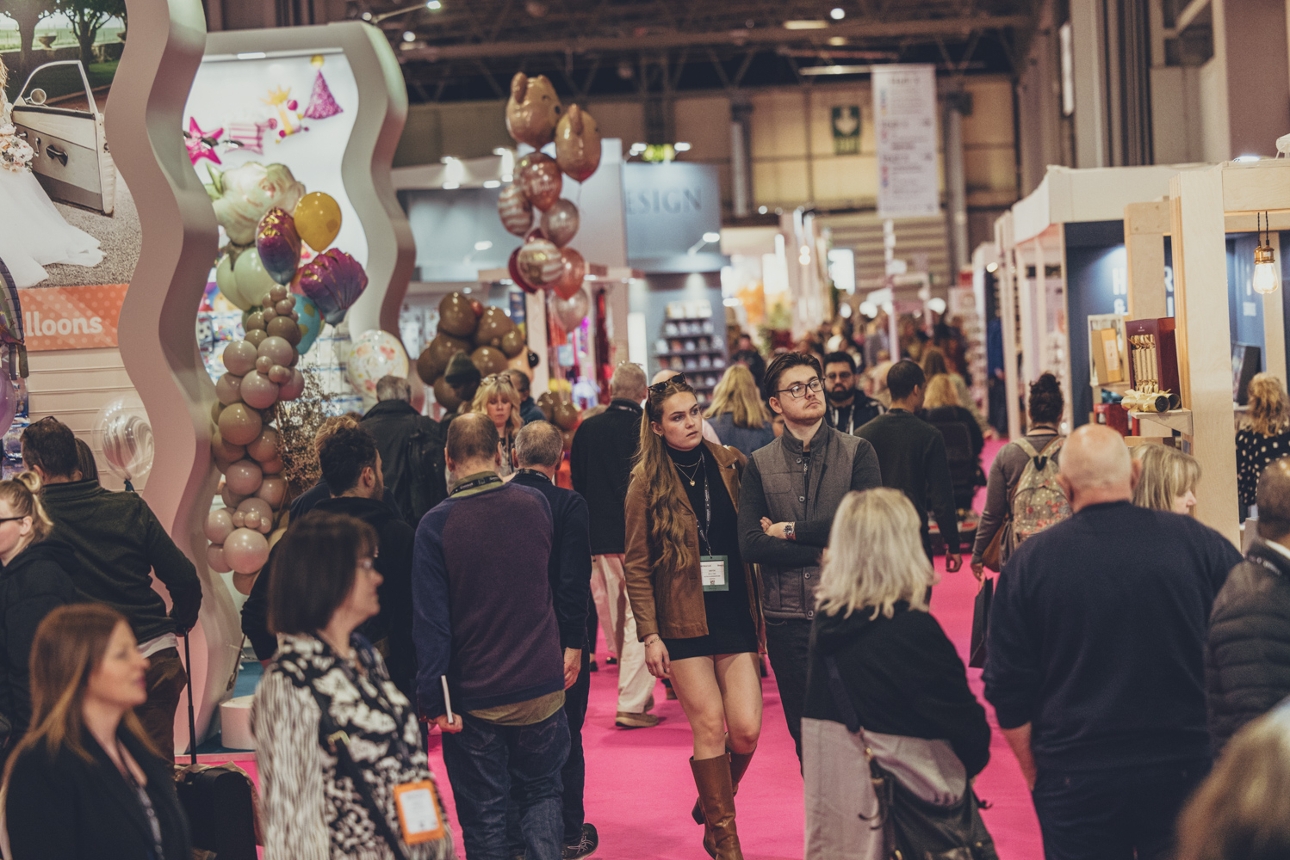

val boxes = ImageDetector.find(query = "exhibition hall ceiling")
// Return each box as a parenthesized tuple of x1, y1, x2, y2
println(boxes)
(349, 0, 1038, 103)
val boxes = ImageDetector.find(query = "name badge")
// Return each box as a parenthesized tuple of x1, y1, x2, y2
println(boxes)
(393, 780, 446, 845)
(701, 555, 729, 592)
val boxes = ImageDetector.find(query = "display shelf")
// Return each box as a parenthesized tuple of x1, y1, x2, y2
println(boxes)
(1131, 408, 1193, 436)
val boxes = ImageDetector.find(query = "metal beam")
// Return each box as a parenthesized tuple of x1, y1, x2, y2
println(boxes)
(399, 14, 1032, 62)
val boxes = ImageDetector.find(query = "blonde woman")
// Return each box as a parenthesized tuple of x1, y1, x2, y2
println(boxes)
(471, 373, 523, 477)
(624, 374, 762, 859)
(705, 365, 774, 458)
(922, 347, 989, 437)
(1132, 444, 1200, 515)
(923, 373, 984, 460)
(803, 488, 992, 859)
(1237, 373, 1290, 514)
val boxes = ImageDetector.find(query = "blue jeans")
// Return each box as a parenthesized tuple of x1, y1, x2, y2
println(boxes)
(1031, 758, 1210, 860)
(442, 708, 570, 860)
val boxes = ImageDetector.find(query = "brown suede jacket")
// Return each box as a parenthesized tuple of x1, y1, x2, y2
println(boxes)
(623, 440, 765, 645)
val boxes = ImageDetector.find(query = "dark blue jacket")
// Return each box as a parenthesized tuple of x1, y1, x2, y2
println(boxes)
(984, 501, 1241, 771)
(412, 476, 563, 718)
(509, 469, 592, 650)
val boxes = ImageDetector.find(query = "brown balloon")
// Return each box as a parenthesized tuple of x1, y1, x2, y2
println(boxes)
(471, 346, 510, 377)
(551, 247, 587, 300)
(475, 306, 516, 348)
(418, 332, 472, 384)
(499, 327, 527, 358)
(245, 329, 268, 348)
(555, 105, 603, 183)
(517, 152, 563, 211)
(433, 375, 462, 412)
(219, 403, 264, 447)
(266, 314, 301, 345)
(561, 428, 575, 452)
(540, 199, 580, 248)
(438, 292, 479, 338)
(536, 391, 556, 421)
(505, 73, 563, 149)
(552, 399, 580, 431)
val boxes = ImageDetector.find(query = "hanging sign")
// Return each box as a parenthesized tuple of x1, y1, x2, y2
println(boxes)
(831, 106, 861, 155)
(872, 65, 939, 219)
(20, 284, 128, 351)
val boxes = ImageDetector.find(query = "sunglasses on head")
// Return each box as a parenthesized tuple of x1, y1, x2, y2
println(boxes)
(648, 372, 687, 394)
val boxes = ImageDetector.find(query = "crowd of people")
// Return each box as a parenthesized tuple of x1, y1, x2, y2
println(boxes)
(1, 326, 1290, 860)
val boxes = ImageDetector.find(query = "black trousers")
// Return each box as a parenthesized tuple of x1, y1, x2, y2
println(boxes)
(763, 617, 812, 765)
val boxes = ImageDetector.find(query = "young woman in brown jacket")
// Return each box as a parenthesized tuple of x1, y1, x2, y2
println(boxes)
(624, 374, 764, 860)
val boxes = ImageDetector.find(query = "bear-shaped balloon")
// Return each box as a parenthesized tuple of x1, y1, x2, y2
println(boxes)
(505, 73, 563, 149)
(555, 105, 602, 183)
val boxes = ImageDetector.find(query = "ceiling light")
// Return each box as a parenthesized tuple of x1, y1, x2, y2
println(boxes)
(703, 232, 721, 243)
(800, 64, 872, 76)
(986, 262, 998, 273)
(1254, 212, 1281, 295)
(927, 297, 947, 314)
(442, 182, 460, 190)
(629, 142, 647, 154)
(859, 301, 878, 318)
(827, 36, 846, 46)
(483, 180, 501, 189)
(758, 206, 768, 214)
(674, 142, 692, 152)
(784, 19, 829, 29)
(236, 51, 267, 59)
(360, 12, 373, 20)
(425, 0, 442, 8)
(401, 30, 416, 41)
(474, 240, 493, 251)
(830, 7, 845, 19)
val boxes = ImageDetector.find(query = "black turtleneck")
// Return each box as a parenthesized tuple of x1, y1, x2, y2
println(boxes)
(665, 442, 741, 561)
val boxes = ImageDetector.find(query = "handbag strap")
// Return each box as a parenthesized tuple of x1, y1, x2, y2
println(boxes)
(301, 681, 412, 860)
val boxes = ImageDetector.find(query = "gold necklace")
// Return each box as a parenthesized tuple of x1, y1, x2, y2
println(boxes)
(674, 459, 702, 487)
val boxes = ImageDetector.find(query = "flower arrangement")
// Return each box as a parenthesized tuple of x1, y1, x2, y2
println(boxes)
(0, 125, 34, 174)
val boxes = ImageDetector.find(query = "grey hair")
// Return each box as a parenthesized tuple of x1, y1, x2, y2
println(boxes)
(611, 363, 648, 401)
(514, 421, 563, 468)
(375, 375, 412, 403)
(815, 488, 937, 619)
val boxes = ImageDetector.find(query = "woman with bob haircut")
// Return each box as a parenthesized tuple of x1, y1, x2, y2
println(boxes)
(252, 511, 454, 860)
(3, 603, 191, 860)
(1236, 372, 1290, 517)
(624, 373, 763, 859)
(802, 488, 992, 859)
(705, 364, 774, 458)
(471, 373, 523, 477)
(1175, 703, 1290, 860)
(1132, 444, 1200, 515)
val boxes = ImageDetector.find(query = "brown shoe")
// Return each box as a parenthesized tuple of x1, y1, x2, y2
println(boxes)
(691, 755, 743, 859)
(692, 744, 754, 825)
(614, 711, 660, 729)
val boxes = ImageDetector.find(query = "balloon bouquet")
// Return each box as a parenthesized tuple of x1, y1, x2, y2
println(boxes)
(414, 292, 527, 412)
(203, 171, 368, 578)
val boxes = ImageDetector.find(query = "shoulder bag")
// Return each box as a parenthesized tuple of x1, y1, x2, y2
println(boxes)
(824, 655, 998, 860)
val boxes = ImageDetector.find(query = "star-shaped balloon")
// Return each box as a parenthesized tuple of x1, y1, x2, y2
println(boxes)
(185, 117, 223, 166)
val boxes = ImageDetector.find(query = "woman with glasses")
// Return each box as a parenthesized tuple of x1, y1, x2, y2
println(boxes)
(471, 373, 523, 477)
(252, 511, 455, 860)
(624, 374, 763, 860)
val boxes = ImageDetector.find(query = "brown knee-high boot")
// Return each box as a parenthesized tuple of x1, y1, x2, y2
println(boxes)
(691, 755, 744, 860)
(691, 746, 755, 824)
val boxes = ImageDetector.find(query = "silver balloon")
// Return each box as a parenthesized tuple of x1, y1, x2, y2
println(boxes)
(540, 199, 580, 248)
(551, 288, 590, 330)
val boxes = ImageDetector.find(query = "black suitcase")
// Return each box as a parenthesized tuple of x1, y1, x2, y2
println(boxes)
(173, 634, 260, 860)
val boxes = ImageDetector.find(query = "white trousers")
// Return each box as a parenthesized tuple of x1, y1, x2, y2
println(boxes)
(590, 554, 655, 713)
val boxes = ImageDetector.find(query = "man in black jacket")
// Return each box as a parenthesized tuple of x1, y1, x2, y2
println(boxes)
(22, 417, 202, 755)
(362, 375, 446, 526)
(985, 425, 1241, 860)
(1207, 458, 1290, 753)
(569, 362, 657, 729)
(510, 421, 597, 860)
(822, 352, 884, 435)
(857, 360, 961, 569)
(508, 369, 546, 425)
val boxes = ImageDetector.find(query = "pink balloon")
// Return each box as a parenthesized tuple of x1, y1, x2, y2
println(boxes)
(246, 427, 280, 463)
(220, 483, 247, 510)
(279, 368, 305, 401)
(257, 477, 287, 509)
(260, 456, 285, 475)
(256, 356, 273, 375)
(268, 365, 291, 384)
(223, 528, 270, 575)
(204, 508, 234, 544)
(240, 371, 280, 410)
(236, 496, 274, 522)
(231, 511, 246, 529)
(224, 459, 264, 496)
(215, 373, 242, 406)
(207, 544, 231, 574)
(257, 336, 295, 369)
(222, 340, 258, 376)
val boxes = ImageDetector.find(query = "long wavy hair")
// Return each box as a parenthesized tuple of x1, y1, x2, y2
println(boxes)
(635, 375, 699, 576)
(471, 373, 523, 439)
(3, 605, 157, 792)
(922, 374, 960, 409)
(705, 364, 769, 429)
(1244, 372, 1290, 437)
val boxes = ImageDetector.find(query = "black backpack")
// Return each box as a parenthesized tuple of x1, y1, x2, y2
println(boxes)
(405, 422, 447, 524)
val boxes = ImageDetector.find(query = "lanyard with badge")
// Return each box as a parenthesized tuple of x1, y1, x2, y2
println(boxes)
(327, 644, 448, 848)
(691, 457, 730, 592)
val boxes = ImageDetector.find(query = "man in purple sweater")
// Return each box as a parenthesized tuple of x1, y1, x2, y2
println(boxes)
(413, 413, 570, 860)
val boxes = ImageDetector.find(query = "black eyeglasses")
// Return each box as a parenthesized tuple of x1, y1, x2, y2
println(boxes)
(648, 372, 687, 394)
(776, 378, 824, 399)
(0, 516, 29, 524)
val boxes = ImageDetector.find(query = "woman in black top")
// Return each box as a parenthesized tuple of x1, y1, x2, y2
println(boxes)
(4, 603, 191, 860)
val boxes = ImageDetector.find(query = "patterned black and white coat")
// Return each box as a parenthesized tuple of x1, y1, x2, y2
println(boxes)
(251, 633, 455, 860)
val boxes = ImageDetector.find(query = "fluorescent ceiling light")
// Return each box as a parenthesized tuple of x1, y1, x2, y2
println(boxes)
(442, 182, 460, 190)
(483, 180, 501, 189)
(402, 30, 416, 42)
(828, 36, 846, 46)
(703, 232, 721, 243)
(783, 19, 829, 29)
(425, 0, 442, 8)
(674, 142, 692, 152)
(830, 7, 845, 19)
(800, 64, 872, 76)
(236, 52, 267, 60)
(474, 241, 493, 251)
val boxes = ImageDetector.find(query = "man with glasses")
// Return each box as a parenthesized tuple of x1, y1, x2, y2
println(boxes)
(737, 352, 882, 761)
(822, 351, 885, 435)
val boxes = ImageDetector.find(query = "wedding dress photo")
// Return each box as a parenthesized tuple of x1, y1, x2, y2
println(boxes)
(0, 59, 104, 288)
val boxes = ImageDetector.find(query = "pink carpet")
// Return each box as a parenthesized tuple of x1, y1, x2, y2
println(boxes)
(228, 439, 1043, 858)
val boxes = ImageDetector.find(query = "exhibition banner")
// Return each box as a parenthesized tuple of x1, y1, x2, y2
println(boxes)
(22, 283, 128, 351)
(872, 64, 939, 219)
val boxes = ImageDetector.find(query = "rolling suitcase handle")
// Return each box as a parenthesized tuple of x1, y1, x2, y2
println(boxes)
(184, 632, 198, 766)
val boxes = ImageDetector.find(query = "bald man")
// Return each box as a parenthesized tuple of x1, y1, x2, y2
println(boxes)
(984, 426, 1241, 860)
(1206, 458, 1290, 754)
